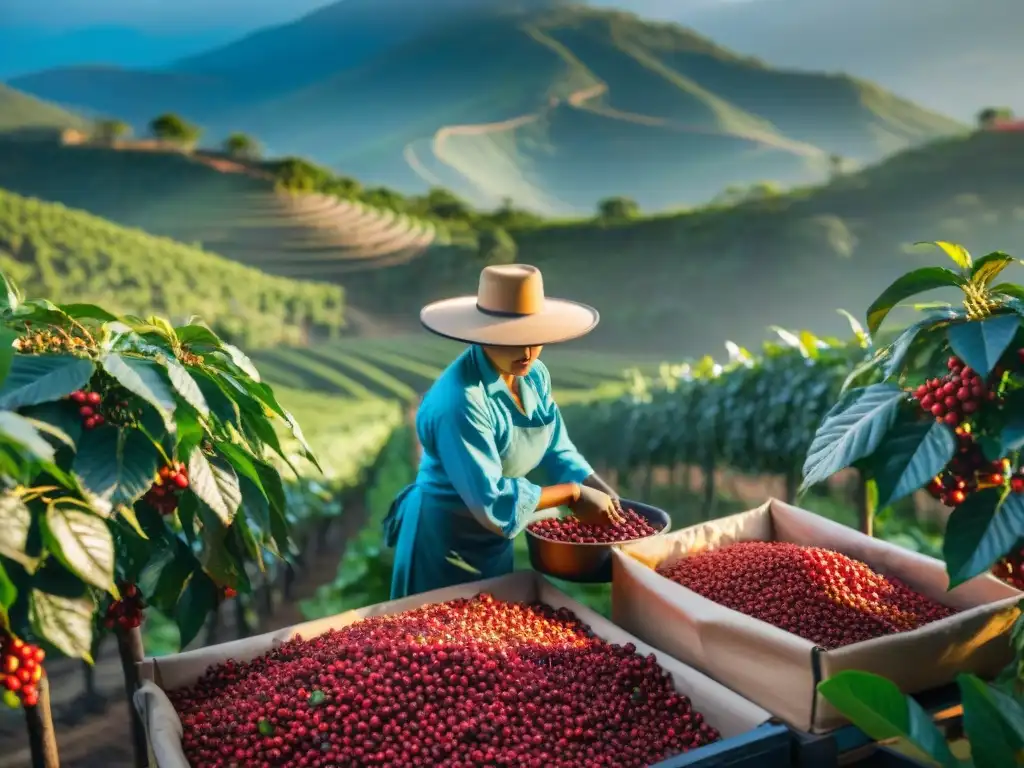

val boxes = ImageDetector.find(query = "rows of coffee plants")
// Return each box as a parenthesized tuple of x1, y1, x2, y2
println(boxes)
(560, 325, 872, 507)
(0, 273, 401, 767)
(800, 242, 1024, 766)
(0, 188, 346, 349)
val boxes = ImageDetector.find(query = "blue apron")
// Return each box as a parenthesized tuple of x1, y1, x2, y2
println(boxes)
(385, 420, 555, 599)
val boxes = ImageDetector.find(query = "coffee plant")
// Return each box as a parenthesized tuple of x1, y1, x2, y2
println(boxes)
(801, 242, 1024, 767)
(561, 325, 869, 509)
(0, 273, 319, 766)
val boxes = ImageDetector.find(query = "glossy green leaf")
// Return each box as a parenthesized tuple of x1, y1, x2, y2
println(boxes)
(817, 671, 958, 767)
(29, 589, 95, 662)
(944, 490, 1024, 587)
(801, 384, 905, 489)
(991, 283, 1024, 302)
(970, 252, 1016, 287)
(866, 267, 966, 335)
(188, 449, 242, 525)
(0, 327, 18, 389)
(175, 324, 223, 349)
(0, 562, 15, 624)
(917, 240, 972, 271)
(958, 673, 1024, 768)
(837, 309, 870, 348)
(176, 570, 219, 648)
(0, 491, 36, 571)
(222, 344, 261, 382)
(871, 420, 956, 509)
(0, 410, 57, 463)
(1002, 416, 1024, 457)
(58, 303, 120, 322)
(158, 355, 209, 417)
(73, 427, 161, 512)
(101, 354, 176, 430)
(947, 314, 1021, 379)
(42, 502, 115, 592)
(0, 355, 94, 410)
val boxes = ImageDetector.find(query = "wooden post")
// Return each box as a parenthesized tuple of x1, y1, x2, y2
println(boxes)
(116, 627, 148, 768)
(234, 594, 252, 639)
(25, 677, 59, 768)
(702, 458, 717, 519)
(784, 469, 799, 504)
(856, 472, 875, 537)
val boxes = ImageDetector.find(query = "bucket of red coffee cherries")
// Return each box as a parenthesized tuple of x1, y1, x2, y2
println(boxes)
(526, 499, 670, 582)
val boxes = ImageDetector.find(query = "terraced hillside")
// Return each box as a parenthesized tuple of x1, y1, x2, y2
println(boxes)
(12, 2, 962, 213)
(0, 141, 441, 284)
(251, 335, 665, 403)
(0, 187, 346, 348)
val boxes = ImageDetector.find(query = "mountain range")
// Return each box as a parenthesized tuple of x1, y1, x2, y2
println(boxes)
(6, 0, 966, 213)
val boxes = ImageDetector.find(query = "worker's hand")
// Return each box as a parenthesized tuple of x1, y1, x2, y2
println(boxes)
(570, 485, 625, 526)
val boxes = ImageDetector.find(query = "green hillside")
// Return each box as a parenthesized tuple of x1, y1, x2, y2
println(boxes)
(0, 84, 87, 134)
(10, 4, 962, 213)
(341, 130, 1024, 354)
(250, 334, 663, 403)
(0, 187, 345, 348)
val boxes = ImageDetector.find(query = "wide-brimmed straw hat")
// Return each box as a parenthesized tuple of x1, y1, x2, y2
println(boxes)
(420, 264, 599, 346)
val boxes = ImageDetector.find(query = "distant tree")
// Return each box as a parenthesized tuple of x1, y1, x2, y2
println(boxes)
(149, 113, 202, 146)
(363, 187, 407, 212)
(478, 227, 517, 266)
(977, 107, 1014, 129)
(222, 132, 260, 159)
(597, 196, 639, 222)
(828, 154, 845, 179)
(424, 187, 471, 220)
(94, 119, 132, 143)
(273, 157, 330, 192)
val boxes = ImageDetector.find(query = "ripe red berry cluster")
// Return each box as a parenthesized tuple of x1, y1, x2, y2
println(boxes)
(222, 586, 238, 600)
(142, 462, 190, 515)
(992, 547, 1024, 590)
(104, 583, 146, 631)
(910, 357, 996, 427)
(169, 593, 720, 767)
(2, 635, 45, 708)
(657, 542, 955, 650)
(925, 428, 1010, 507)
(69, 388, 106, 429)
(528, 508, 658, 544)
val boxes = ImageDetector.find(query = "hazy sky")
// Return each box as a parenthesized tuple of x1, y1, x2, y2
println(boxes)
(1, 0, 700, 29)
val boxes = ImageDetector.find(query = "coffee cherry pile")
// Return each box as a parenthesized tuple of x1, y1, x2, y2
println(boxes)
(142, 461, 190, 515)
(2, 635, 45, 708)
(910, 357, 996, 427)
(657, 542, 955, 650)
(529, 508, 659, 544)
(104, 583, 146, 631)
(925, 428, 1010, 507)
(169, 593, 720, 767)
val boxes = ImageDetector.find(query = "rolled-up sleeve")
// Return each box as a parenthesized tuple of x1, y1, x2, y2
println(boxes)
(434, 393, 543, 538)
(536, 365, 594, 484)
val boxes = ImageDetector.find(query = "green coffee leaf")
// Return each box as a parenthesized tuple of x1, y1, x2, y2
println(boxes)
(42, 502, 115, 592)
(947, 314, 1021, 379)
(29, 590, 95, 662)
(0, 355, 95, 410)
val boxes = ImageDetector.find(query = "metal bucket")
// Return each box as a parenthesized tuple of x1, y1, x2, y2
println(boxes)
(525, 499, 670, 583)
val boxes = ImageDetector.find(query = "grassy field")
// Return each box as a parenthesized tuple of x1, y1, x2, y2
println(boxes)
(251, 334, 666, 403)
(11, 5, 961, 213)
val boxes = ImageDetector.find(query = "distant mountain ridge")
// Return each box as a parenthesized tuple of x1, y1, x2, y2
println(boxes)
(9, 0, 963, 213)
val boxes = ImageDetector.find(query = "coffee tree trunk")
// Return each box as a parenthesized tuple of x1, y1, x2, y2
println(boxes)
(701, 458, 717, 519)
(784, 469, 799, 504)
(116, 627, 148, 768)
(856, 472, 875, 537)
(25, 677, 59, 768)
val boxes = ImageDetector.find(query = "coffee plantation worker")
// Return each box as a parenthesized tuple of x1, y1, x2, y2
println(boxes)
(385, 264, 623, 599)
